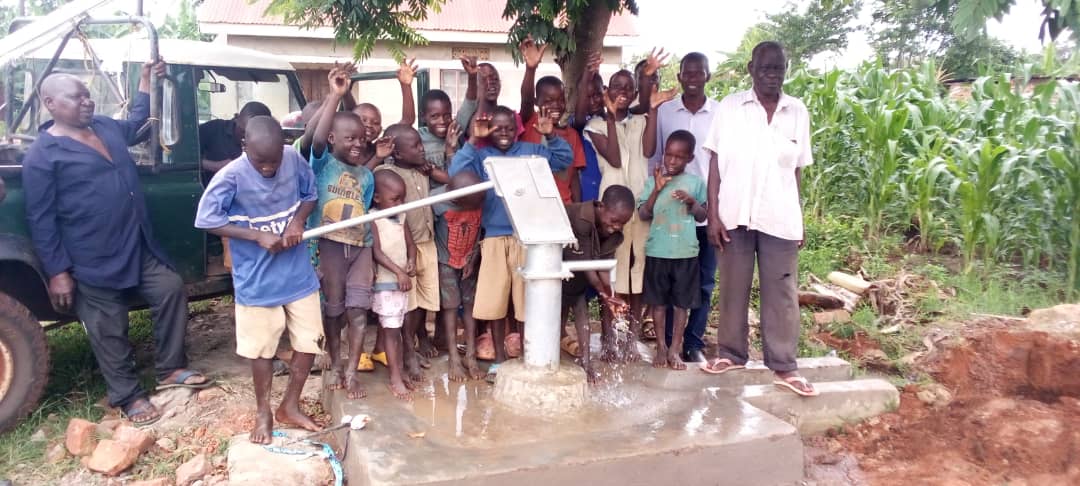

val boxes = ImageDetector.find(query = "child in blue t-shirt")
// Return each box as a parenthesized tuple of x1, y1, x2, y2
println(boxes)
(298, 67, 376, 401)
(447, 106, 572, 367)
(194, 116, 323, 445)
(637, 130, 707, 372)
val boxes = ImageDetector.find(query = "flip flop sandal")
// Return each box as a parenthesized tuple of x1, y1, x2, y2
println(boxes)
(485, 363, 500, 384)
(356, 353, 376, 372)
(272, 358, 289, 376)
(773, 375, 820, 397)
(505, 333, 523, 359)
(476, 332, 496, 361)
(155, 369, 216, 391)
(371, 352, 389, 367)
(699, 358, 746, 375)
(561, 336, 581, 358)
(642, 318, 657, 341)
(122, 399, 162, 428)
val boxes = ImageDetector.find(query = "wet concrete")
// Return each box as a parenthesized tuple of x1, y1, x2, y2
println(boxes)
(325, 356, 803, 486)
(322, 334, 899, 486)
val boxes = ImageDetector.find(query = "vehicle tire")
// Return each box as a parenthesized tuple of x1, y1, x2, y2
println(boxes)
(0, 291, 49, 433)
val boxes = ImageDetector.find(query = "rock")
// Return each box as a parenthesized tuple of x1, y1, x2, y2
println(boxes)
(227, 434, 334, 486)
(128, 479, 171, 486)
(176, 453, 211, 486)
(29, 428, 47, 442)
(151, 387, 196, 411)
(65, 418, 98, 456)
(861, 349, 891, 366)
(1026, 304, 1080, 338)
(98, 418, 123, 431)
(44, 442, 68, 464)
(155, 437, 177, 453)
(197, 387, 225, 403)
(112, 424, 156, 454)
(814, 309, 852, 325)
(916, 383, 953, 408)
(84, 439, 140, 476)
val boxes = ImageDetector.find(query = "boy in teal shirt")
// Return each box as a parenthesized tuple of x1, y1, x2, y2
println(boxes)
(637, 130, 707, 371)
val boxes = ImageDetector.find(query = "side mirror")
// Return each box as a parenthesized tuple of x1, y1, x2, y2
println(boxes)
(161, 78, 181, 149)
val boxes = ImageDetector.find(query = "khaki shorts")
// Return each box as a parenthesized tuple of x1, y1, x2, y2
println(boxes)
(408, 239, 440, 312)
(473, 235, 526, 321)
(614, 212, 648, 294)
(235, 291, 324, 359)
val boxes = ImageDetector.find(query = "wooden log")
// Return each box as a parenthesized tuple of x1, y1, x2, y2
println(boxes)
(828, 271, 873, 295)
(798, 291, 845, 310)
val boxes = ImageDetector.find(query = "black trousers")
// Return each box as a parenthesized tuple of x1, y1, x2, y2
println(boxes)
(74, 251, 188, 408)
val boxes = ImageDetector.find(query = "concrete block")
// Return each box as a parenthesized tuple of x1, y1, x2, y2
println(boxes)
(740, 378, 900, 435)
(640, 357, 853, 392)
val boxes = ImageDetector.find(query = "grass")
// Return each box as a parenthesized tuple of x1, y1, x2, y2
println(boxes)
(0, 304, 206, 483)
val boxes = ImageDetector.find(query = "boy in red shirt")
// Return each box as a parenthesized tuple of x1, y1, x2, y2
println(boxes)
(518, 37, 587, 203)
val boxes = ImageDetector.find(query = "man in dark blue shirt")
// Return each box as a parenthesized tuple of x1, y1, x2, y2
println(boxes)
(22, 61, 213, 425)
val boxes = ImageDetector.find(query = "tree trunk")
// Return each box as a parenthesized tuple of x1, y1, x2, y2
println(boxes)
(557, 2, 613, 112)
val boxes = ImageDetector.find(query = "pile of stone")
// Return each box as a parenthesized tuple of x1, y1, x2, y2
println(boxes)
(62, 418, 211, 485)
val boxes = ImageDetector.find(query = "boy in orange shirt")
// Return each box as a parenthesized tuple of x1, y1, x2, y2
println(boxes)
(518, 37, 587, 203)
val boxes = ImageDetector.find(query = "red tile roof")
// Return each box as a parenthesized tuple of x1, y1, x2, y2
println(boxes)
(197, 0, 638, 36)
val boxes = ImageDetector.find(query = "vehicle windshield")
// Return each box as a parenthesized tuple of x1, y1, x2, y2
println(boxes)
(198, 68, 302, 127)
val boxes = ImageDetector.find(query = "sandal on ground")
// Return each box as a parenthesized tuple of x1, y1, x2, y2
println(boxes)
(370, 352, 388, 367)
(155, 369, 216, 391)
(642, 318, 657, 341)
(561, 336, 581, 358)
(271, 358, 289, 376)
(505, 333, 522, 359)
(699, 358, 746, 375)
(122, 398, 162, 427)
(774, 375, 819, 397)
(476, 332, 495, 361)
(357, 353, 375, 372)
(485, 363, 500, 384)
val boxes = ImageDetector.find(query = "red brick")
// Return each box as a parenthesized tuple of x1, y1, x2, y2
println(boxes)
(64, 418, 98, 456)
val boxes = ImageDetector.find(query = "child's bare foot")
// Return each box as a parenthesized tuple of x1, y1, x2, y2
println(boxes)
(314, 353, 333, 371)
(249, 409, 273, 444)
(463, 357, 484, 380)
(666, 351, 687, 371)
(623, 341, 642, 363)
(405, 355, 425, 382)
(345, 372, 366, 399)
(652, 349, 669, 368)
(448, 359, 468, 382)
(418, 338, 439, 359)
(326, 366, 347, 390)
(583, 364, 602, 384)
(274, 405, 321, 432)
(599, 342, 619, 362)
(388, 379, 412, 400)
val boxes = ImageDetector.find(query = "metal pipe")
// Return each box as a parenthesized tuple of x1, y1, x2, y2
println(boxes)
(10, 28, 76, 135)
(562, 259, 616, 273)
(301, 181, 495, 241)
(521, 244, 564, 371)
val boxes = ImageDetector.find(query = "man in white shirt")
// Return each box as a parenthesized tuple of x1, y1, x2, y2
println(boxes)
(646, 52, 721, 364)
(699, 41, 818, 397)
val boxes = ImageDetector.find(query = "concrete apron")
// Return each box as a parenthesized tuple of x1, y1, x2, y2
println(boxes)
(320, 340, 899, 486)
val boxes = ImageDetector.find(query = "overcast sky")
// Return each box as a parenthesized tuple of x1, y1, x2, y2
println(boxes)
(628, 0, 1063, 67)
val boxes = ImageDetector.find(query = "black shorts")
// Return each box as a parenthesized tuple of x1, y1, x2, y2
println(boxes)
(643, 256, 700, 309)
(562, 273, 589, 301)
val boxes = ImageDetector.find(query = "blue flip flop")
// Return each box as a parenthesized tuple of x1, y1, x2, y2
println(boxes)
(155, 369, 216, 391)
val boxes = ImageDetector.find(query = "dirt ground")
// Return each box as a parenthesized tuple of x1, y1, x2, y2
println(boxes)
(806, 315, 1080, 486)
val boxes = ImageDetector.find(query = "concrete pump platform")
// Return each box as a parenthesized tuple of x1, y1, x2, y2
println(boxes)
(319, 339, 898, 486)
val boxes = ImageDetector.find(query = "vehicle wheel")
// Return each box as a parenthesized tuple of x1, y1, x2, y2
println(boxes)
(0, 291, 49, 433)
